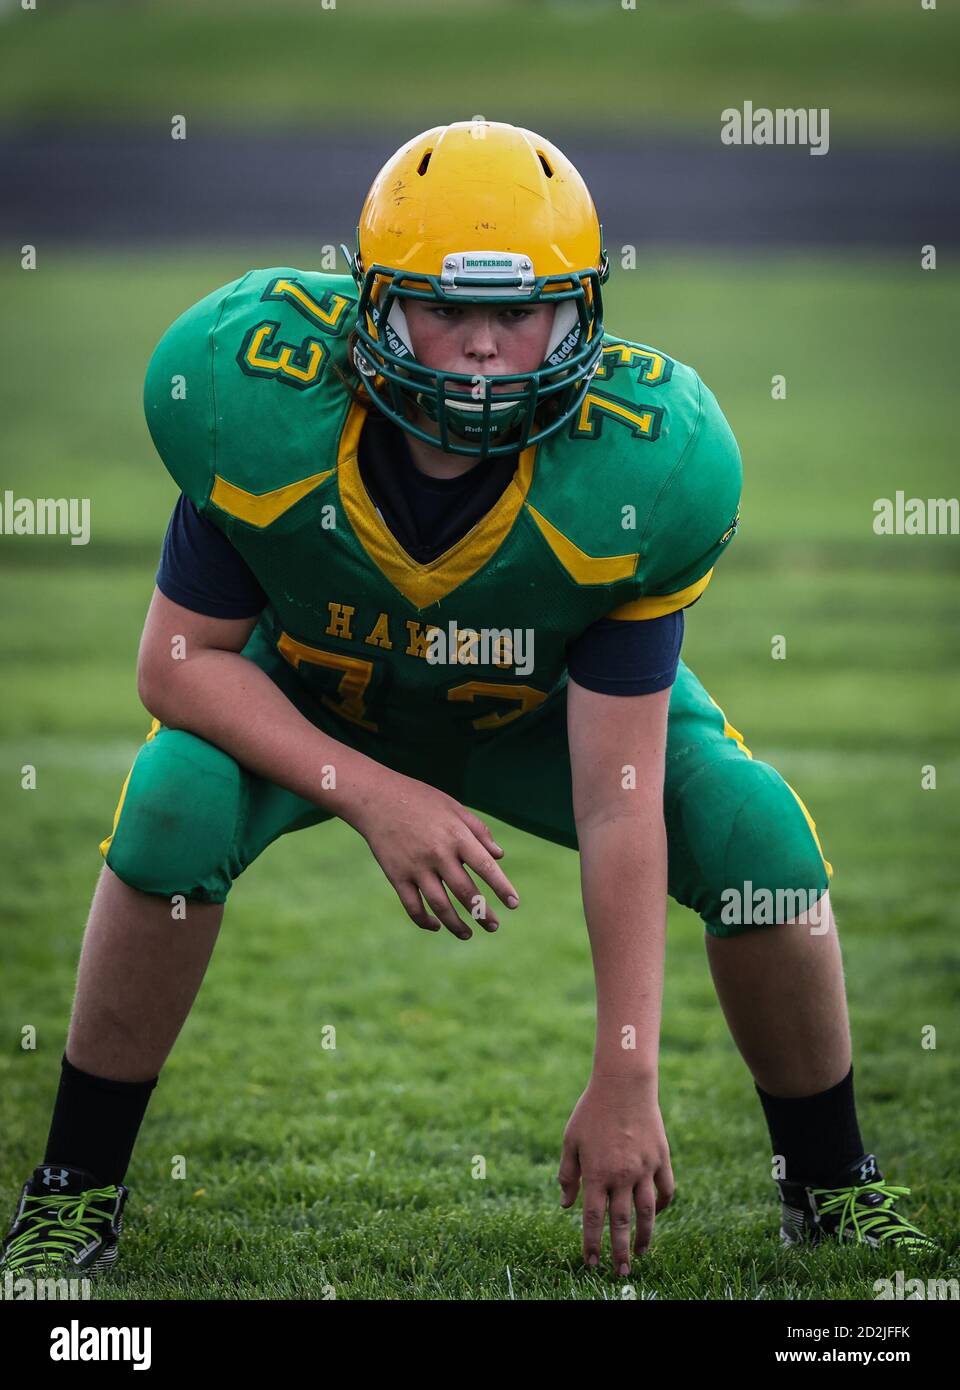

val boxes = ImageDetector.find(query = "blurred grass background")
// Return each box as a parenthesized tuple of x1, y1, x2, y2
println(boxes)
(0, 0, 957, 1299)
(0, 0, 958, 137)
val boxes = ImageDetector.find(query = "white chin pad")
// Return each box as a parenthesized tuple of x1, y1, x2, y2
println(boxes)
(444, 397, 517, 414)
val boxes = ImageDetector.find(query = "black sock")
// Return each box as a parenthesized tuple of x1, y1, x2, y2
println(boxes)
(755, 1065, 865, 1186)
(43, 1052, 159, 1187)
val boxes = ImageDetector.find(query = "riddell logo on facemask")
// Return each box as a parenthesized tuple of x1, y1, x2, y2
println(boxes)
(548, 329, 580, 366)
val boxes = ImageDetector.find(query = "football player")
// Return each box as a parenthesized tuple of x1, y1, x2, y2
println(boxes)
(2, 121, 936, 1282)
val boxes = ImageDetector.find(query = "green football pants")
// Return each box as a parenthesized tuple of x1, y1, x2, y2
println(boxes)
(100, 645, 831, 938)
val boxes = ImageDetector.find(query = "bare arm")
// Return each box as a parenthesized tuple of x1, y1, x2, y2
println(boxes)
(137, 587, 384, 820)
(558, 676, 675, 1274)
(567, 677, 670, 1079)
(136, 587, 518, 936)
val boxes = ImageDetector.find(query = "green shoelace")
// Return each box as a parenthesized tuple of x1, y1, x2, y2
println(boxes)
(3, 1186, 120, 1273)
(810, 1179, 935, 1248)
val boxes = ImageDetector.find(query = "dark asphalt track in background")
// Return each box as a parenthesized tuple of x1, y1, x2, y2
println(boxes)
(2, 131, 958, 246)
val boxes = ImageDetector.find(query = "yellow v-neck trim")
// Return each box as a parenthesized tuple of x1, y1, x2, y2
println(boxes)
(337, 398, 537, 610)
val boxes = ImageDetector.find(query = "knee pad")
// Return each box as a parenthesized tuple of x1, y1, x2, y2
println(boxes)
(667, 755, 831, 939)
(101, 726, 243, 904)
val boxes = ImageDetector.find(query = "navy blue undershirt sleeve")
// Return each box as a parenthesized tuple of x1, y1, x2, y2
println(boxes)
(567, 610, 684, 696)
(156, 494, 268, 619)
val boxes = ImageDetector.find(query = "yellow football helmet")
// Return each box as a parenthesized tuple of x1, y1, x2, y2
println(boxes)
(343, 120, 610, 458)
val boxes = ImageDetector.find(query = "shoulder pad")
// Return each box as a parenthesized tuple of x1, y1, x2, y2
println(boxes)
(525, 334, 742, 602)
(144, 267, 357, 518)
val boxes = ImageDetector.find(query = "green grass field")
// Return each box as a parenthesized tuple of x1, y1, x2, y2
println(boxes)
(0, 249, 957, 1298)
(0, 0, 957, 138)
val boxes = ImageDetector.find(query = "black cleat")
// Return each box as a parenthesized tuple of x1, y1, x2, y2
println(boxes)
(777, 1152, 938, 1252)
(0, 1164, 128, 1277)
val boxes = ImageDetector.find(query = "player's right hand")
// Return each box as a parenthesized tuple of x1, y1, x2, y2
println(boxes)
(347, 772, 519, 940)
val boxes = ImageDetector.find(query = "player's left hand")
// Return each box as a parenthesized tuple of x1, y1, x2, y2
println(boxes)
(558, 1073, 674, 1277)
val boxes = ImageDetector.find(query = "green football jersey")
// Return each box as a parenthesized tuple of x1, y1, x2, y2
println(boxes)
(144, 267, 742, 746)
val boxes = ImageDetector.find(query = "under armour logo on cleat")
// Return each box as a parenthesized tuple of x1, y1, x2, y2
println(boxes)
(42, 1167, 70, 1189)
(858, 1157, 877, 1182)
